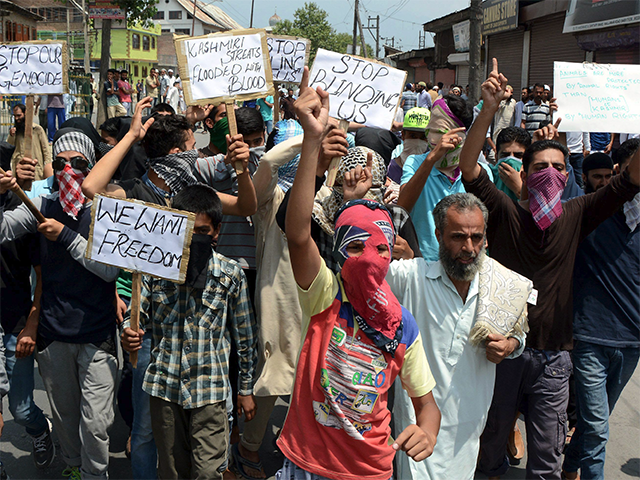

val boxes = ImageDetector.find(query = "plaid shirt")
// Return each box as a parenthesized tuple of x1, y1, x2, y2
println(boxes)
(124, 251, 257, 409)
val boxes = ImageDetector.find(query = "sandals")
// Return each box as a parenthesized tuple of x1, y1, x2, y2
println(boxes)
(231, 443, 266, 479)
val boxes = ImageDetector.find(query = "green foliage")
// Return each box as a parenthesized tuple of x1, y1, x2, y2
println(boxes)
(272, 2, 374, 62)
(111, 0, 159, 26)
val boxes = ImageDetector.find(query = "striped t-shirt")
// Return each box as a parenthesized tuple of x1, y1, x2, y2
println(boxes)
(521, 100, 551, 134)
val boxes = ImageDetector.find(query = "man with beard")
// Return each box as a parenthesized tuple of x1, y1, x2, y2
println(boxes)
(581, 153, 613, 193)
(520, 83, 550, 135)
(7, 104, 52, 181)
(562, 138, 640, 480)
(461, 59, 640, 480)
(280, 88, 297, 120)
(387, 193, 531, 480)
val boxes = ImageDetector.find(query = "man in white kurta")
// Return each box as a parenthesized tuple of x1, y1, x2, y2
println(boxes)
(386, 193, 528, 480)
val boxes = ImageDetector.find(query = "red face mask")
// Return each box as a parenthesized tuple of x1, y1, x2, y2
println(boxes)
(56, 163, 88, 219)
(333, 203, 402, 345)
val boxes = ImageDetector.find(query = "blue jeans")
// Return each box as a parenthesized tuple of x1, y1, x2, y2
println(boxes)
(265, 119, 273, 135)
(47, 107, 66, 142)
(569, 153, 584, 189)
(131, 332, 158, 479)
(3, 332, 48, 436)
(563, 341, 640, 479)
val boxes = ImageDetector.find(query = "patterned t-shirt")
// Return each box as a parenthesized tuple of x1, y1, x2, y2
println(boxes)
(277, 261, 436, 480)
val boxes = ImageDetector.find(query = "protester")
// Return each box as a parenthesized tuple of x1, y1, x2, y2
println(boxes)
(520, 83, 551, 135)
(276, 66, 440, 480)
(145, 69, 160, 107)
(117, 70, 135, 116)
(513, 87, 529, 128)
(280, 88, 297, 120)
(35, 95, 48, 135)
(166, 81, 181, 114)
(489, 85, 517, 154)
(121, 184, 257, 480)
(416, 81, 432, 109)
(387, 107, 430, 185)
(581, 152, 614, 193)
(256, 95, 274, 135)
(543, 84, 551, 103)
(46, 94, 66, 143)
(388, 193, 530, 480)
(1, 131, 121, 480)
(401, 83, 417, 114)
(136, 79, 144, 102)
(159, 69, 169, 103)
(105, 69, 127, 119)
(566, 132, 591, 188)
(7, 104, 52, 181)
(461, 58, 640, 479)
(590, 132, 615, 155)
(562, 138, 640, 480)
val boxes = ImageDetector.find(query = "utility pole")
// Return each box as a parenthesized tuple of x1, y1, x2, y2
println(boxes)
(192, 0, 197, 36)
(356, 6, 367, 57)
(82, 0, 89, 73)
(469, 0, 483, 103)
(249, 0, 255, 28)
(352, 0, 358, 56)
(365, 16, 380, 58)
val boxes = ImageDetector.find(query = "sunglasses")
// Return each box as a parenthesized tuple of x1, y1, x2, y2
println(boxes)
(53, 156, 89, 171)
(499, 151, 524, 159)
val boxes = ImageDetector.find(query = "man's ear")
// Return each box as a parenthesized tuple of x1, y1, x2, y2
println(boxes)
(520, 169, 527, 187)
(212, 223, 222, 242)
(168, 146, 181, 154)
(435, 228, 441, 243)
(204, 117, 214, 130)
(614, 164, 620, 174)
(582, 173, 587, 185)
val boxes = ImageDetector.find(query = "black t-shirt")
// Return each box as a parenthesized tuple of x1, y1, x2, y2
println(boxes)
(119, 178, 171, 206)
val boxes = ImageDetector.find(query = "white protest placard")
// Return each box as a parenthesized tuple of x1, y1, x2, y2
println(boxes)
(266, 35, 310, 84)
(309, 49, 407, 130)
(553, 61, 640, 134)
(86, 195, 195, 283)
(0, 41, 69, 95)
(175, 28, 274, 106)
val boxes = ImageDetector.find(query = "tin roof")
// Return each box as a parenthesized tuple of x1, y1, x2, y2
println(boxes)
(175, 0, 242, 30)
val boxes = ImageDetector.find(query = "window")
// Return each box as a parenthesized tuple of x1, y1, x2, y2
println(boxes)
(72, 9, 83, 22)
(151, 38, 155, 49)
(134, 65, 139, 77)
(168, 11, 182, 19)
(187, 13, 192, 19)
(161, 29, 171, 33)
(174, 28, 190, 35)
(132, 33, 140, 49)
(152, 11, 164, 19)
(142, 66, 148, 77)
(142, 35, 150, 51)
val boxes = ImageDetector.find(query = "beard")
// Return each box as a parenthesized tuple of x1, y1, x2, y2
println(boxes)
(439, 241, 486, 282)
(15, 120, 25, 134)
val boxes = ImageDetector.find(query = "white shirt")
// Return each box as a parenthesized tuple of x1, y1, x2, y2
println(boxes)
(565, 132, 591, 154)
(386, 258, 524, 480)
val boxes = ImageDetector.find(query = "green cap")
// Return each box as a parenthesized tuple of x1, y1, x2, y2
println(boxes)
(403, 107, 431, 132)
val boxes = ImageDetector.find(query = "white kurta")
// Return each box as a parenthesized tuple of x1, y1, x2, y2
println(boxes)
(386, 258, 522, 480)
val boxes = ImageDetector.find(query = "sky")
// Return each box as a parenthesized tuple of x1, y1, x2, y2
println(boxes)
(213, 0, 471, 53)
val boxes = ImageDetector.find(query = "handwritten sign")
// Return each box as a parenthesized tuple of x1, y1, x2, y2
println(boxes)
(309, 48, 407, 130)
(175, 28, 274, 106)
(0, 41, 69, 95)
(267, 35, 310, 84)
(554, 61, 640, 134)
(86, 195, 195, 283)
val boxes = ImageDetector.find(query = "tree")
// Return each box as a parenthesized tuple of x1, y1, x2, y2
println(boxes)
(272, 2, 373, 63)
(96, 0, 158, 126)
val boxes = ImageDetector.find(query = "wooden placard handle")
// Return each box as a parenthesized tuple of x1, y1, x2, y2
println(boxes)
(129, 272, 142, 368)
(325, 119, 350, 187)
(225, 102, 245, 176)
(273, 84, 280, 123)
(22, 95, 34, 192)
(0, 167, 46, 223)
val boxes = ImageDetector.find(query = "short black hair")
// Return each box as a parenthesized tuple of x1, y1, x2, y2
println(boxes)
(443, 94, 473, 130)
(13, 103, 26, 114)
(522, 140, 568, 173)
(437, 82, 444, 89)
(171, 184, 223, 228)
(615, 138, 640, 167)
(236, 106, 264, 137)
(99, 117, 120, 138)
(151, 103, 175, 115)
(496, 127, 531, 153)
(427, 82, 434, 90)
(265, 126, 278, 152)
(533, 83, 545, 90)
(120, 70, 128, 75)
(142, 114, 190, 158)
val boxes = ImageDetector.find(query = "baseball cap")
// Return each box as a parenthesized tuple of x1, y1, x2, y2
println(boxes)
(403, 107, 431, 132)
(418, 81, 427, 87)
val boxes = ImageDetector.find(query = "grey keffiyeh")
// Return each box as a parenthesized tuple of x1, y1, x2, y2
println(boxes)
(312, 146, 387, 236)
(469, 257, 533, 347)
(147, 149, 199, 194)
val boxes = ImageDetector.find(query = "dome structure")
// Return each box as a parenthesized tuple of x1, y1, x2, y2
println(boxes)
(269, 11, 281, 27)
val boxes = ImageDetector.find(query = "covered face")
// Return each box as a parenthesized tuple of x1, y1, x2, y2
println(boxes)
(426, 98, 466, 170)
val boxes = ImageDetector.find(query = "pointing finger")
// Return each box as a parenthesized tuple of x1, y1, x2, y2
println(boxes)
(492, 57, 498, 74)
(554, 117, 562, 129)
(300, 66, 309, 91)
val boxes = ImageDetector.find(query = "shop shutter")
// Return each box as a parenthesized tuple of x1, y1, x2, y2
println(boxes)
(487, 28, 525, 89)
(595, 47, 639, 65)
(528, 13, 585, 87)
(456, 65, 469, 86)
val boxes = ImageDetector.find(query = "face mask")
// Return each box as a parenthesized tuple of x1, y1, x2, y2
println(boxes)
(526, 167, 567, 231)
(398, 138, 428, 167)
(147, 149, 199, 194)
(98, 142, 115, 157)
(333, 202, 403, 355)
(209, 117, 229, 154)
(249, 145, 265, 158)
(186, 234, 214, 288)
(426, 100, 466, 170)
(56, 164, 88, 219)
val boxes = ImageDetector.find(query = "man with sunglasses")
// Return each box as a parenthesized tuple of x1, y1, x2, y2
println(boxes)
(0, 131, 120, 480)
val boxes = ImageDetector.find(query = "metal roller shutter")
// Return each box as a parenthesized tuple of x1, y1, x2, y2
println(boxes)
(457, 65, 469, 86)
(528, 14, 586, 87)
(596, 47, 640, 65)
(487, 28, 525, 89)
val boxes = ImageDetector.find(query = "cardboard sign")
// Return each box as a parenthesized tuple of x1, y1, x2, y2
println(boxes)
(267, 35, 310, 84)
(553, 62, 640, 134)
(0, 41, 69, 95)
(309, 49, 407, 130)
(175, 28, 274, 106)
(86, 195, 195, 283)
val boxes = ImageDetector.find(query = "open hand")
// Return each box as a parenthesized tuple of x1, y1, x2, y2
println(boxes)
(481, 58, 509, 112)
(343, 152, 373, 201)
(393, 424, 437, 462)
(130, 97, 155, 142)
(498, 162, 522, 197)
(186, 104, 215, 124)
(294, 66, 330, 139)
(533, 118, 561, 142)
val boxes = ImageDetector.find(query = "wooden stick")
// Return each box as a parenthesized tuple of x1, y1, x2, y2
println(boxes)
(325, 119, 350, 187)
(273, 84, 280, 123)
(129, 272, 142, 368)
(22, 95, 34, 192)
(0, 167, 46, 223)
(225, 102, 244, 176)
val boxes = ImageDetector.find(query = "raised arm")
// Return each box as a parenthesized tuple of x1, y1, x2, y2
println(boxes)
(83, 97, 154, 200)
(286, 67, 330, 290)
(460, 58, 508, 182)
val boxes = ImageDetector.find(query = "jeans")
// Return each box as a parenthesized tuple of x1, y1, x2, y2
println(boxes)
(569, 153, 585, 189)
(563, 341, 640, 479)
(265, 119, 273, 135)
(121, 102, 131, 116)
(3, 333, 48, 436)
(131, 332, 158, 479)
(47, 107, 66, 142)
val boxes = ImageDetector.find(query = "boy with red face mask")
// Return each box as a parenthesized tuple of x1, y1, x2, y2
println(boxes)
(278, 67, 441, 480)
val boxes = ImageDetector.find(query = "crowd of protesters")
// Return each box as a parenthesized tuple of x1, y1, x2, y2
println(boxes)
(0, 58, 638, 480)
